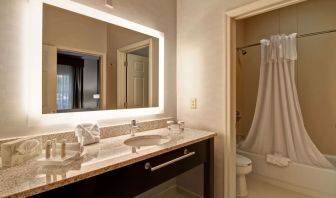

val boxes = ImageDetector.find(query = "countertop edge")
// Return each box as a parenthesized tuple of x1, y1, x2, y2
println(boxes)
(5, 131, 216, 198)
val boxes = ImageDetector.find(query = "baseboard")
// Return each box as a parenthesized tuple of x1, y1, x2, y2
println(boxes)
(250, 173, 334, 198)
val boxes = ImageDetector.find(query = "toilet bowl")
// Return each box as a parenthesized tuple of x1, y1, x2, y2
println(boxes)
(236, 154, 252, 197)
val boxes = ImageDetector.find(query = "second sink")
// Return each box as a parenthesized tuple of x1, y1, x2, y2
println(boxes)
(124, 135, 171, 147)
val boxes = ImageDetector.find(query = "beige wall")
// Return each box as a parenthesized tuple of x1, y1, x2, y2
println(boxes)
(105, 25, 152, 109)
(0, 0, 176, 138)
(236, 0, 336, 155)
(43, 4, 108, 113)
(176, 0, 257, 197)
(43, 4, 107, 54)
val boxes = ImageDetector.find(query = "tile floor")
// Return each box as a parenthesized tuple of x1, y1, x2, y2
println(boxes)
(141, 175, 316, 198)
(154, 188, 192, 198)
(244, 175, 315, 198)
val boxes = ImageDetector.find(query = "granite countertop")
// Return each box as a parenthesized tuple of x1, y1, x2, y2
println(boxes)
(0, 128, 216, 198)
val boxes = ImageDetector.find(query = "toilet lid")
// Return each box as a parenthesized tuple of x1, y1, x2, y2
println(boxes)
(236, 154, 252, 166)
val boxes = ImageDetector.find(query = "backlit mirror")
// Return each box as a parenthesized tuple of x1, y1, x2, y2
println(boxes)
(42, 4, 159, 114)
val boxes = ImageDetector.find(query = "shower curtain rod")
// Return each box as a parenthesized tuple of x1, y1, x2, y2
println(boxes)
(236, 28, 336, 51)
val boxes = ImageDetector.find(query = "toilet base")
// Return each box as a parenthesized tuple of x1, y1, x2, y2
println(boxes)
(236, 174, 248, 197)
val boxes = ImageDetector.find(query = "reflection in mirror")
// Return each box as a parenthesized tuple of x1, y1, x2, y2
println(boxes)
(42, 4, 159, 114)
(56, 51, 100, 113)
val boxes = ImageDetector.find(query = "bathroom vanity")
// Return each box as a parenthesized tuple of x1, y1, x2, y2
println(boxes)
(0, 128, 215, 198)
(0, 1, 216, 197)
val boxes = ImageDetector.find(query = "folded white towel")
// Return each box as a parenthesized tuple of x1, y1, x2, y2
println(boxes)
(266, 153, 291, 167)
(75, 123, 101, 146)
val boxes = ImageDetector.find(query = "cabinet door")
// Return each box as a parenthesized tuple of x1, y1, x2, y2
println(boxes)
(31, 140, 209, 198)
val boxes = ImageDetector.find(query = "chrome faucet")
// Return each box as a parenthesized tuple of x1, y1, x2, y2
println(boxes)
(130, 120, 139, 136)
(178, 121, 185, 131)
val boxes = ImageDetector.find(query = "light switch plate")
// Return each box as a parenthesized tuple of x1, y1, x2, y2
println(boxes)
(191, 98, 197, 109)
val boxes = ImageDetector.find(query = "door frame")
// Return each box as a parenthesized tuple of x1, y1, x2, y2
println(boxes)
(42, 44, 107, 112)
(117, 38, 153, 109)
(42, 44, 57, 114)
(55, 45, 107, 110)
(224, 0, 306, 197)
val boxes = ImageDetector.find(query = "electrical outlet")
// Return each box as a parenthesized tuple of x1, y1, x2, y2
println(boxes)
(191, 98, 197, 109)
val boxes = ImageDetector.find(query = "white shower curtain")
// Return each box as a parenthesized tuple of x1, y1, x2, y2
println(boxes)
(240, 33, 334, 169)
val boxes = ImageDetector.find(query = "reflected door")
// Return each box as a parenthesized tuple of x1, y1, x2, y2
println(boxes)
(126, 54, 149, 108)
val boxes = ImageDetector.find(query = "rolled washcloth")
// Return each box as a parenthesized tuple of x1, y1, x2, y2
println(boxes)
(75, 123, 101, 146)
(266, 153, 291, 167)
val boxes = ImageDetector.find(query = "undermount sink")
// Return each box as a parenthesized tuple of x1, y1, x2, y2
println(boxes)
(123, 135, 171, 147)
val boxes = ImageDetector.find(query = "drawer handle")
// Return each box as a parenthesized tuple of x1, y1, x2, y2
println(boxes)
(144, 149, 196, 172)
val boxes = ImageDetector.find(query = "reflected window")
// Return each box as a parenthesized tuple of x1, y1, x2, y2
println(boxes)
(55, 51, 100, 113)
(56, 64, 74, 110)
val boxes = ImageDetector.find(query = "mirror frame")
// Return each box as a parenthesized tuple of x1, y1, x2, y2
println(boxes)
(28, 0, 164, 126)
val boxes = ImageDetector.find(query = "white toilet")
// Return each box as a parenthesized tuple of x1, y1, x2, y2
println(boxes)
(236, 154, 252, 197)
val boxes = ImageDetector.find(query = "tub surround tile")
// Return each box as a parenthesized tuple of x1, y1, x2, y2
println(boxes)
(0, 128, 216, 198)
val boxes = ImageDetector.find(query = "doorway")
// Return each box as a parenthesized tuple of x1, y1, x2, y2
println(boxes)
(126, 49, 149, 108)
(42, 45, 106, 114)
(225, 0, 306, 197)
(117, 39, 154, 109)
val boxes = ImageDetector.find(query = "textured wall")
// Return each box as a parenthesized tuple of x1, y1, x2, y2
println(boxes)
(0, 0, 176, 139)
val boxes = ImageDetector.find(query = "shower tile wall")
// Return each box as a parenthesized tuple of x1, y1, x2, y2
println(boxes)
(236, 0, 336, 155)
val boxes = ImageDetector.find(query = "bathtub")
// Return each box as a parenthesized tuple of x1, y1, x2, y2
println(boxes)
(325, 154, 336, 167)
(237, 149, 336, 198)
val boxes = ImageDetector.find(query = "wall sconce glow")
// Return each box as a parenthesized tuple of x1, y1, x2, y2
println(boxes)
(28, 0, 165, 126)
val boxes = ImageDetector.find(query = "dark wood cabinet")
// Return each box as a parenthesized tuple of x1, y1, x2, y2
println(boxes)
(31, 138, 214, 198)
